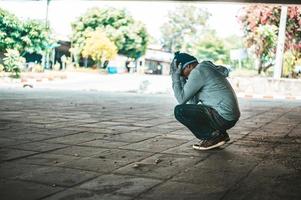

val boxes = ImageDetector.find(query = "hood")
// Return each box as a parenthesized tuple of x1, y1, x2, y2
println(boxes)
(203, 61, 229, 77)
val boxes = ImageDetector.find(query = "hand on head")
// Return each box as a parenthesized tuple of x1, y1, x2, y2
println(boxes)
(172, 51, 198, 78)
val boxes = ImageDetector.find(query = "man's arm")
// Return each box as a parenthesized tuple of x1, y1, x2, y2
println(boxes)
(188, 94, 199, 104)
(172, 68, 205, 104)
(177, 77, 199, 104)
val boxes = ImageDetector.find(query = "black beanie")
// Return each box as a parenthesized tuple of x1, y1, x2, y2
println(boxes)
(174, 51, 198, 70)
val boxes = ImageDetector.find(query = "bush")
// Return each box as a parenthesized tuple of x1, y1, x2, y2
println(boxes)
(53, 63, 60, 71)
(283, 50, 301, 78)
(0, 64, 4, 72)
(32, 64, 44, 73)
(3, 49, 25, 78)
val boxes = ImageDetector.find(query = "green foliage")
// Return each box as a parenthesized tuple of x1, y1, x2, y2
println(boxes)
(3, 49, 25, 78)
(248, 25, 277, 64)
(21, 19, 53, 54)
(160, 5, 210, 53)
(0, 8, 54, 56)
(195, 30, 229, 64)
(71, 7, 148, 59)
(0, 8, 23, 52)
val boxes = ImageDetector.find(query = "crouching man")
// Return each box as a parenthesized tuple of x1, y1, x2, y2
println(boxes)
(171, 52, 240, 150)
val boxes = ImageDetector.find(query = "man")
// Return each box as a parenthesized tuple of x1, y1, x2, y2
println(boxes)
(171, 52, 240, 150)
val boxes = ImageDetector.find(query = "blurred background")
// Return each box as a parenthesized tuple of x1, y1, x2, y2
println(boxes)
(0, 0, 300, 94)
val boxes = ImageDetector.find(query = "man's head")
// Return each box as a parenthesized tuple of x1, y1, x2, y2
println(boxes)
(174, 52, 198, 78)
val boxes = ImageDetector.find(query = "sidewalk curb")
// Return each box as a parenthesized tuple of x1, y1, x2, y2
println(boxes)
(2, 73, 301, 101)
(236, 93, 301, 100)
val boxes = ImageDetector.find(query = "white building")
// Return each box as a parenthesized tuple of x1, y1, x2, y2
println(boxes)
(142, 45, 173, 75)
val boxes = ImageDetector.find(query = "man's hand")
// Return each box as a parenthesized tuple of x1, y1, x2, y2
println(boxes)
(171, 62, 182, 84)
(170, 59, 182, 75)
(176, 62, 182, 74)
(170, 58, 177, 75)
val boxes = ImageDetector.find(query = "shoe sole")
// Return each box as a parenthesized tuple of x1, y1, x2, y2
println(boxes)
(192, 141, 225, 151)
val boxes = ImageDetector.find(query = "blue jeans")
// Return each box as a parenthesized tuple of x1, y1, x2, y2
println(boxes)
(174, 104, 237, 140)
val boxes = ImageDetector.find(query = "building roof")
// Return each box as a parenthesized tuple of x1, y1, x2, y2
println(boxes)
(144, 48, 173, 63)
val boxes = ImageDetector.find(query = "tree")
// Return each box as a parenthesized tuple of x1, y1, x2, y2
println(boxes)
(0, 8, 23, 52)
(0, 8, 54, 56)
(71, 7, 148, 60)
(247, 24, 278, 74)
(21, 19, 54, 55)
(237, 5, 301, 75)
(195, 29, 230, 64)
(160, 5, 210, 53)
(82, 30, 117, 68)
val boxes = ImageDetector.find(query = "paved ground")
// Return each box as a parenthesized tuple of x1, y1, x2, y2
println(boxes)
(0, 88, 301, 200)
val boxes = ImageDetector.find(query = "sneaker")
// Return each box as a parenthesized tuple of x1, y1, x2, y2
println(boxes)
(224, 132, 230, 143)
(192, 132, 229, 151)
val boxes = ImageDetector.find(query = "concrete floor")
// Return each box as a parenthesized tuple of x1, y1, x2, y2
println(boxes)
(0, 88, 300, 200)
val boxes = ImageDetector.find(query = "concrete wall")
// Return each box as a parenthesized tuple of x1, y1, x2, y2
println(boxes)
(229, 77, 301, 96)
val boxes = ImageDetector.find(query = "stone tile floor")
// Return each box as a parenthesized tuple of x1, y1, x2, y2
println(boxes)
(0, 88, 300, 200)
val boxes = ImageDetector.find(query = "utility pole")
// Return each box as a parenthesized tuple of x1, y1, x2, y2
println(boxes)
(274, 5, 288, 79)
(45, 0, 50, 28)
(43, 0, 50, 69)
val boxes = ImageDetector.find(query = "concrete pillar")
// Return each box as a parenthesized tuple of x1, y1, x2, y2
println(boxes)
(274, 5, 288, 79)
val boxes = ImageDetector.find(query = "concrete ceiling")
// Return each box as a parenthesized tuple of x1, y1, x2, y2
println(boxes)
(188, 0, 301, 4)
(147, 0, 300, 4)
(98, 0, 300, 5)
(5, 0, 301, 4)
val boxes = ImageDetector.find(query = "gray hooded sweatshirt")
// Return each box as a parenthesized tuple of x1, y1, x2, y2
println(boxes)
(172, 60, 240, 121)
